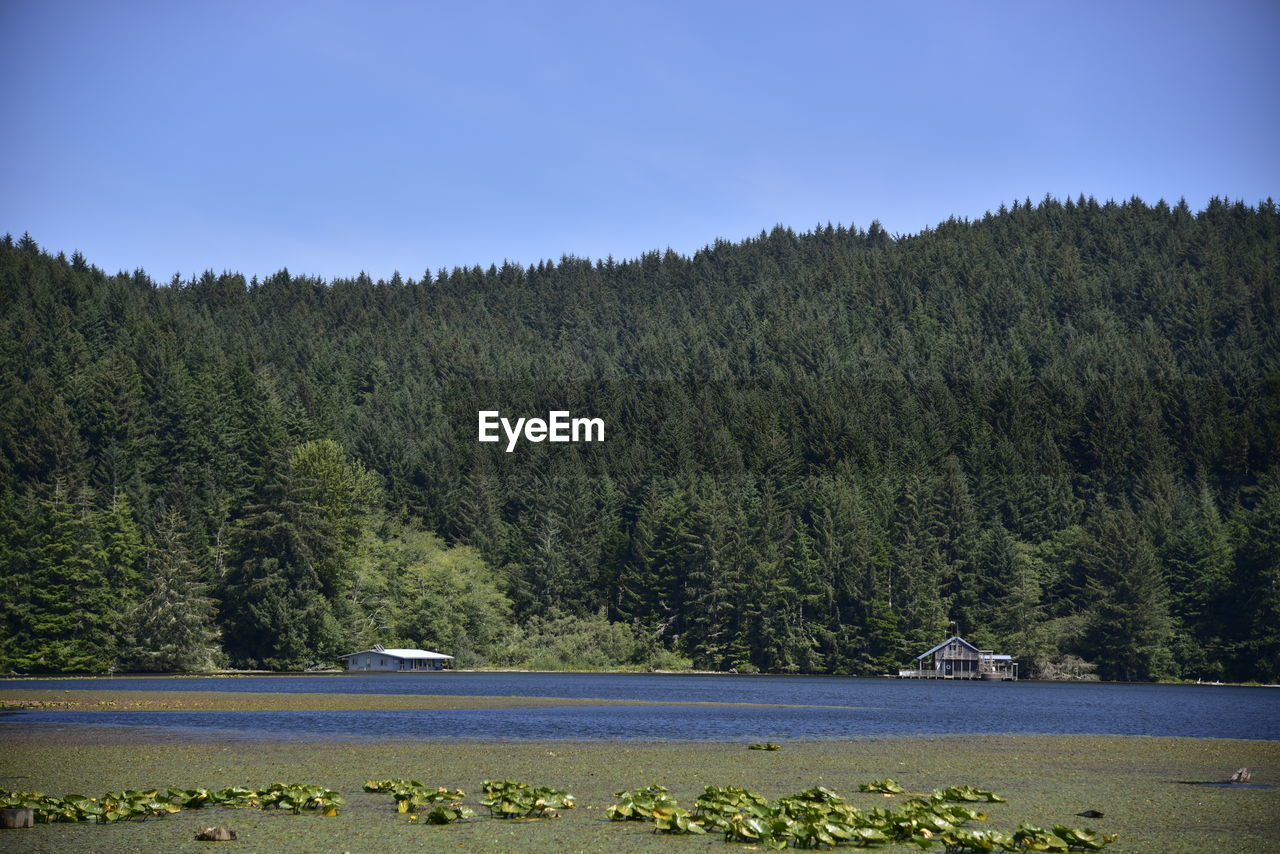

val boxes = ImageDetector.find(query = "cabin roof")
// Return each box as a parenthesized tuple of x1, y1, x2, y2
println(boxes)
(339, 645, 454, 660)
(915, 636, 981, 660)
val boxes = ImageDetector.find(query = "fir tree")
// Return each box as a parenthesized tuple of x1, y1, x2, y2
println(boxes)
(1230, 479, 1280, 682)
(1081, 508, 1176, 681)
(122, 508, 221, 672)
(16, 484, 117, 672)
(218, 455, 343, 669)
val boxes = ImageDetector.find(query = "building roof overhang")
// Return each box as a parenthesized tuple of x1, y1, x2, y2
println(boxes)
(339, 647, 454, 660)
(915, 636, 981, 660)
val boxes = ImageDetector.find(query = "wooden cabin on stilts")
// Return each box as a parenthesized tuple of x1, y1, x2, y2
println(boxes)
(897, 635, 1018, 681)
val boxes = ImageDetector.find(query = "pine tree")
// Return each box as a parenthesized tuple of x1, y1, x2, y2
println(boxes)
(456, 450, 507, 561)
(1081, 508, 1176, 681)
(771, 518, 828, 672)
(218, 456, 343, 669)
(1161, 484, 1233, 679)
(616, 483, 691, 644)
(1229, 479, 1280, 682)
(999, 540, 1051, 671)
(864, 599, 906, 674)
(15, 484, 117, 672)
(122, 508, 221, 672)
(5, 373, 87, 486)
(892, 471, 949, 652)
(681, 484, 749, 670)
(97, 489, 143, 597)
(0, 488, 31, 671)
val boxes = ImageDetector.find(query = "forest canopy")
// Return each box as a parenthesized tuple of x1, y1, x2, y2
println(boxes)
(1, 195, 1277, 681)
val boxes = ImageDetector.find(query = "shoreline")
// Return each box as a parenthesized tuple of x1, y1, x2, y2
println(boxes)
(2, 669, 1276, 688)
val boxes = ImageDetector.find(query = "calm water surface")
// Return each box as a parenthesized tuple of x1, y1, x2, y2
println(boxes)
(4, 673, 1276, 741)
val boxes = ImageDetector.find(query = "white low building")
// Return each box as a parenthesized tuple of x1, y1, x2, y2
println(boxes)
(340, 644, 454, 672)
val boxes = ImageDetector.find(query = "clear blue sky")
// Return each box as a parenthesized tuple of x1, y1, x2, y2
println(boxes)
(2, 0, 1277, 282)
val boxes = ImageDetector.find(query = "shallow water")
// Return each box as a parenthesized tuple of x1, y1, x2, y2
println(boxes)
(4, 673, 1276, 741)
(1180, 781, 1275, 788)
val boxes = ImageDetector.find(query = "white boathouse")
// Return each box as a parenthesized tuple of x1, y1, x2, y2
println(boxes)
(340, 644, 454, 672)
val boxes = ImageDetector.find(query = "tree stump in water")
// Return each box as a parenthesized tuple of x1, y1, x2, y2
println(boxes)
(1229, 768, 1251, 784)
(0, 808, 34, 828)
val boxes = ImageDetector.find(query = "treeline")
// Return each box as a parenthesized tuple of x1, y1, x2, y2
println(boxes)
(0, 195, 1277, 681)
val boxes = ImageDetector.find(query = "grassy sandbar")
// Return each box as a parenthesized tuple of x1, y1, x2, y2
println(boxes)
(0, 688, 867, 711)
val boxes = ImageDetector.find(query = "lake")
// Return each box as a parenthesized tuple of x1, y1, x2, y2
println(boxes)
(4, 673, 1276, 741)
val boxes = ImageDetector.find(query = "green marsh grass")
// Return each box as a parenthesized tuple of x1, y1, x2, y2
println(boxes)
(0, 729, 1275, 853)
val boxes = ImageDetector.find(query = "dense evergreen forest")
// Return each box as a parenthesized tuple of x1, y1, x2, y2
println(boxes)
(1, 195, 1277, 682)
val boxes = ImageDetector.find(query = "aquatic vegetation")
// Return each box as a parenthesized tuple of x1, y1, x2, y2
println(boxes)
(1047, 824, 1118, 851)
(165, 787, 219, 808)
(421, 803, 477, 824)
(0, 789, 181, 823)
(939, 827, 1017, 852)
(0, 782, 343, 822)
(210, 785, 260, 805)
(479, 779, 575, 818)
(933, 785, 1006, 803)
(601, 781, 1117, 851)
(0, 698, 81, 709)
(1, 790, 100, 823)
(749, 742, 781, 750)
(606, 785, 705, 834)
(693, 784, 774, 831)
(165, 785, 259, 808)
(258, 782, 345, 815)
(939, 824, 1117, 854)
(606, 784, 680, 821)
(0, 773, 1120, 848)
(98, 790, 184, 822)
(778, 786, 846, 808)
(362, 779, 475, 822)
(651, 804, 707, 835)
(363, 778, 425, 793)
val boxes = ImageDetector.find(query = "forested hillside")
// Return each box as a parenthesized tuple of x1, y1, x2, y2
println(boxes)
(1, 195, 1277, 681)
